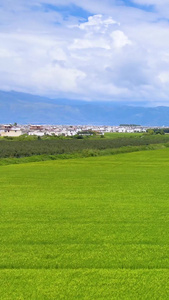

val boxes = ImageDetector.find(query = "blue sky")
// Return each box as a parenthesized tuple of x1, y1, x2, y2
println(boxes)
(1, 0, 169, 106)
(120, 0, 154, 11)
(41, 3, 91, 19)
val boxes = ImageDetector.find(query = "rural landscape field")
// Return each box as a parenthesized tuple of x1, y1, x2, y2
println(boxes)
(1, 147, 169, 299)
(2, 0, 169, 298)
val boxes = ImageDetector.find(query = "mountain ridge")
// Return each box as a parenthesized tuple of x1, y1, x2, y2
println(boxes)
(0, 90, 169, 126)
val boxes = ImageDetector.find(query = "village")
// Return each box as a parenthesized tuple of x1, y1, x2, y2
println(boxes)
(0, 123, 151, 137)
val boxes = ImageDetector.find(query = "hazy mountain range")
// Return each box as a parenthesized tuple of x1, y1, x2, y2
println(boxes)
(0, 90, 169, 126)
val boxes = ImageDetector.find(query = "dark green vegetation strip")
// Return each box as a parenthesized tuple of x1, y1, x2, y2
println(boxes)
(0, 142, 167, 166)
(1, 149, 169, 298)
(1, 134, 169, 158)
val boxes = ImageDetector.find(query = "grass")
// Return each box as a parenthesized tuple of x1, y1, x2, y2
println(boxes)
(1, 149, 169, 298)
(104, 132, 143, 138)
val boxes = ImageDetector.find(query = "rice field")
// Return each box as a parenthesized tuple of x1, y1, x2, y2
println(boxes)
(1, 149, 169, 299)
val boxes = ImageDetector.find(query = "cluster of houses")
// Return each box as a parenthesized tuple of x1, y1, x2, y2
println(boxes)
(0, 124, 149, 137)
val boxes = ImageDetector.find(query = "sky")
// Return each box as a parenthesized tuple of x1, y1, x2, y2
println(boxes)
(1, 0, 169, 106)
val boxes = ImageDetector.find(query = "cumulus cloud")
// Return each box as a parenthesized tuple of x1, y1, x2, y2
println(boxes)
(1, 0, 169, 104)
(77, 14, 120, 31)
(111, 30, 132, 48)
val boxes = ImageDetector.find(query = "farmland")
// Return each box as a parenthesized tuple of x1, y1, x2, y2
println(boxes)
(1, 133, 169, 159)
(1, 149, 169, 299)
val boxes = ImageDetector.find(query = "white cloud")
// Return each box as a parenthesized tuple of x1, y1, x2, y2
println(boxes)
(1, 0, 169, 104)
(111, 30, 132, 48)
(132, 0, 169, 18)
(70, 38, 111, 50)
(32, 64, 86, 93)
(78, 15, 120, 31)
(158, 72, 169, 84)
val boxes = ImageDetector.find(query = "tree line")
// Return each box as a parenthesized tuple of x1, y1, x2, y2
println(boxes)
(1, 135, 169, 158)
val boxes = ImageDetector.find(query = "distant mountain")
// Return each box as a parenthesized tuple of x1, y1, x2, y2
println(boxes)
(0, 90, 169, 126)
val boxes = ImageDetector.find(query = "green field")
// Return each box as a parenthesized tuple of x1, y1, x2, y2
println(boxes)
(104, 132, 143, 138)
(1, 149, 169, 299)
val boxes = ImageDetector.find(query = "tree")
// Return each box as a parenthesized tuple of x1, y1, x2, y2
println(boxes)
(146, 129, 154, 135)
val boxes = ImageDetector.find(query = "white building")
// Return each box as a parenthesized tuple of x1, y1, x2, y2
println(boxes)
(28, 131, 44, 136)
(0, 128, 22, 137)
